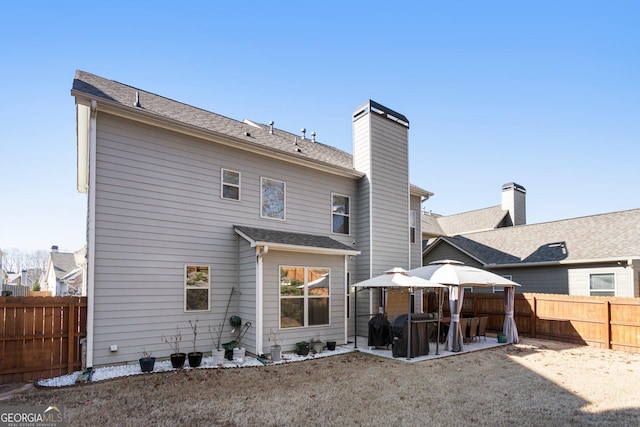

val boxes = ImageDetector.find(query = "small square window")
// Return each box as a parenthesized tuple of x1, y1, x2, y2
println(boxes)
(221, 169, 240, 201)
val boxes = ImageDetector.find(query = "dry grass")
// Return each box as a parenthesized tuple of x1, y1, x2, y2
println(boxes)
(6, 338, 640, 426)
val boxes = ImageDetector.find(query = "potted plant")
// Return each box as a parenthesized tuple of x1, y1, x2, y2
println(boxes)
(188, 319, 203, 368)
(326, 340, 336, 351)
(208, 322, 226, 366)
(232, 321, 250, 363)
(162, 327, 185, 368)
(295, 340, 310, 356)
(311, 338, 323, 354)
(139, 348, 156, 373)
(269, 328, 282, 362)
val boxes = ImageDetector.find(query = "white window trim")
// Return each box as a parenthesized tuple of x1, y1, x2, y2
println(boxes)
(221, 168, 241, 201)
(260, 177, 286, 221)
(279, 265, 331, 329)
(331, 193, 351, 235)
(589, 272, 616, 297)
(184, 264, 211, 312)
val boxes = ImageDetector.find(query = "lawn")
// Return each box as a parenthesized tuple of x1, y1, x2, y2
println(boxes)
(5, 338, 640, 426)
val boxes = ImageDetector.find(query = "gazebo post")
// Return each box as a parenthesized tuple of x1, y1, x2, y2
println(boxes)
(406, 288, 412, 360)
(354, 285, 358, 349)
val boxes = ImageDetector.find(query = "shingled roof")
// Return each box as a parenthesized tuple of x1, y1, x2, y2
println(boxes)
(436, 205, 509, 236)
(234, 226, 360, 255)
(428, 208, 640, 265)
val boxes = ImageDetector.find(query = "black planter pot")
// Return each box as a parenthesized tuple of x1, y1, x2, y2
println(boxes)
(188, 352, 203, 368)
(170, 353, 186, 369)
(139, 357, 156, 373)
(327, 341, 336, 351)
(296, 343, 310, 356)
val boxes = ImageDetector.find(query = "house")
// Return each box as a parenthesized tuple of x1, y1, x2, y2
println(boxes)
(71, 70, 431, 367)
(40, 245, 86, 296)
(422, 184, 640, 297)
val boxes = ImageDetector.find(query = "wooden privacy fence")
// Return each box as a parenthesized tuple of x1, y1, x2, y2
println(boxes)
(0, 296, 87, 385)
(460, 292, 640, 353)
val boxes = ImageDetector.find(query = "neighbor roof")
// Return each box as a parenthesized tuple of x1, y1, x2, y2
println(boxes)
(436, 205, 509, 236)
(427, 208, 640, 266)
(51, 252, 79, 280)
(234, 226, 360, 256)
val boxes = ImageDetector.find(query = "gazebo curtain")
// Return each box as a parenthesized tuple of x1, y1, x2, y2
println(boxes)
(445, 286, 465, 351)
(503, 286, 519, 343)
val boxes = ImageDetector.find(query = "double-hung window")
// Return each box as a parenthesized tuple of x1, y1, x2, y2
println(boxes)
(261, 177, 285, 220)
(221, 169, 240, 201)
(332, 193, 350, 234)
(590, 273, 615, 296)
(185, 265, 210, 311)
(279, 266, 330, 328)
(410, 210, 417, 243)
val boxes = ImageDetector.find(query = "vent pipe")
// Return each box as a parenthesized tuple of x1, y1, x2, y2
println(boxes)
(311, 131, 316, 142)
(269, 121, 274, 134)
(133, 91, 141, 108)
(301, 128, 306, 139)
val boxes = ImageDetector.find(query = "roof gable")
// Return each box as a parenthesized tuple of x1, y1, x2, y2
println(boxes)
(436, 205, 509, 236)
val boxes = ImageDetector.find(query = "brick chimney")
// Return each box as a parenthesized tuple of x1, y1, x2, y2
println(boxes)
(501, 183, 526, 226)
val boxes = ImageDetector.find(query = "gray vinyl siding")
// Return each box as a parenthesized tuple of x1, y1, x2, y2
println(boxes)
(568, 264, 633, 297)
(410, 195, 422, 269)
(91, 113, 357, 365)
(424, 243, 484, 269)
(260, 249, 346, 353)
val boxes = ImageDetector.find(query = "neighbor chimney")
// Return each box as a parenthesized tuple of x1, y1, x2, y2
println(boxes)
(51, 245, 59, 253)
(501, 183, 526, 226)
(21, 269, 27, 287)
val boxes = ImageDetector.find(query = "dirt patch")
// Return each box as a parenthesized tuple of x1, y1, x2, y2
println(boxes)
(4, 338, 640, 426)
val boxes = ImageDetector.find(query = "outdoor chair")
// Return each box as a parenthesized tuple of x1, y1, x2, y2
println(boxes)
(478, 316, 488, 342)
(468, 317, 479, 342)
(458, 318, 468, 344)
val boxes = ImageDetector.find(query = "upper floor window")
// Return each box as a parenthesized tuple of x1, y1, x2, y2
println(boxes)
(261, 177, 285, 220)
(590, 273, 615, 296)
(221, 169, 240, 201)
(185, 265, 210, 312)
(332, 193, 350, 234)
(410, 210, 417, 243)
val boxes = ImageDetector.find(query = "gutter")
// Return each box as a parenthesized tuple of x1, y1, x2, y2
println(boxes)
(86, 100, 97, 369)
(486, 256, 640, 269)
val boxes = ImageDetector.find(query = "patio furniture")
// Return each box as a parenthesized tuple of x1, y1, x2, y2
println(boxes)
(478, 316, 488, 342)
(459, 317, 469, 344)
(468, 317, 479, 342)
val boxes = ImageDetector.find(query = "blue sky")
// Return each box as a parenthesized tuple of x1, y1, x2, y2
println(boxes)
(1, 1, 639, 252)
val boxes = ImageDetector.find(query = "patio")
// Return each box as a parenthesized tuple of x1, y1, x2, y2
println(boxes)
(349, 332, 508, 363)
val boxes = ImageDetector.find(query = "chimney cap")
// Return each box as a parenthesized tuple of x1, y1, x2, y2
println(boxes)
(502, 182, 526, 193)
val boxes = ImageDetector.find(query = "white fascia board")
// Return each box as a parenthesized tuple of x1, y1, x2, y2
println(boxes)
(487, 256, 640, 269)
(76, 101, 90, 194)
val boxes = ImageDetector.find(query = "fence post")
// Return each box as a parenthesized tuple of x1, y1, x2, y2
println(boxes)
(603, 300, 611, 350)
(531, 295, 537, 338)
(67, 301, 76, 374)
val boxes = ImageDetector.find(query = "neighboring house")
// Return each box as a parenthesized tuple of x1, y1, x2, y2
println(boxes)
(422, 184, 640, 297)
(71, 71, 432, 367)
(40, 245, 85, 296)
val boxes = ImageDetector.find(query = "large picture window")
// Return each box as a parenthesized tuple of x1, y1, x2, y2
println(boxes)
(185, 265, 210, 311)
(280, 266, 330, 328)
(332, 193, 350, 234)
(261, 177, 285, 220)
(221, 169, 240, 200)
(590, 273, 615, 296)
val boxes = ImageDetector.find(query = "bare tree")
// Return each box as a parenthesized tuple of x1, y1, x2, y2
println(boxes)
(1, 248, 49, 280)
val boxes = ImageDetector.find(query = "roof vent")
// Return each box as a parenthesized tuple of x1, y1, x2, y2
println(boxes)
(269, 121, 274, 135)
(245, 132, 251, 137)
(133, 91, 141, 108)
(311, 131, 316, 142)
(301, 128, 306, 139)
(293, 137, 298, 146)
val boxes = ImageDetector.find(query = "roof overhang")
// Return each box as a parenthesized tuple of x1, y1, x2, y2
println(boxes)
(71, 91, 364, 180)
(234, 226, 361, 257)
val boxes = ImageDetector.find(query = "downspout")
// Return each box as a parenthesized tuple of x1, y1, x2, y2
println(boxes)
(86, 100, 97, 369)
(344, 255, 348, 344)
(256, 245, 268, 355)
